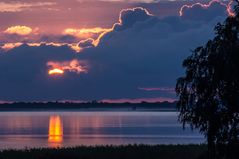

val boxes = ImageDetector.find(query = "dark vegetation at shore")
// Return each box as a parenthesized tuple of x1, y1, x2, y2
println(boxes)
(0, 101, 176, 111)
(0, 145, 207, 159)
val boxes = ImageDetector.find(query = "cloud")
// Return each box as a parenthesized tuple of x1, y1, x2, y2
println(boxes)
(3, 26, 34, 36)
(180, 0, 234, 21)
(48, 68, 64, 75)
(63, 27, 111, 39)
(113, 7, 153, 31)
(91, 7, 154, 46)
(39, 34, 78, 43)
(0, 42, 81, 53)
(78, 38, 95, 48)
(0, 42, 23, 52)
(47, 59, 88, 75)
(0, 25, 81, 46)
(0, 6, 226, 101)
(0, 2, 55, 12)
(74, 7, 220, 100)
(0, 44, 88, 101)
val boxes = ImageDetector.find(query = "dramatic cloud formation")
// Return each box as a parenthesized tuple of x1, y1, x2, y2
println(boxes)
(0, 1, 231, 102)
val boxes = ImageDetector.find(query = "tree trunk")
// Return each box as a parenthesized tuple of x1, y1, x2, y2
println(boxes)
(208, 137, 215, 159)
(208, 128, 216, 159)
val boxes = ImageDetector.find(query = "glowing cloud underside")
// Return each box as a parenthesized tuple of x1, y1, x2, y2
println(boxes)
(48, 68, 64, 75)
(179, 0, 235, 17)
(47, 59, 88, 76)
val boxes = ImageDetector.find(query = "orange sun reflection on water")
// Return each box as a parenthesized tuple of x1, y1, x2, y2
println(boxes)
(48, 115, 63, 147)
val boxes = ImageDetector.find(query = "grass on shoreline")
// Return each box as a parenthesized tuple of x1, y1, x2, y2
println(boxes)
(0, 144, 207, 159)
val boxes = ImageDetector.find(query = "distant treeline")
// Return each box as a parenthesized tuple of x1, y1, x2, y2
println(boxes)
(0, 101, 176, 111)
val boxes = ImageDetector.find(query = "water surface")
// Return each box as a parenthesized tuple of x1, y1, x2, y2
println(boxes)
(0, 111, 204, 149)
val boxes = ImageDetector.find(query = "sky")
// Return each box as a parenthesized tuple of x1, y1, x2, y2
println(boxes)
(0, 0, 236, 102)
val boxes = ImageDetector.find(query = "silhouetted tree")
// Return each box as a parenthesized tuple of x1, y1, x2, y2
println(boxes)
(176, 2, 239, 159)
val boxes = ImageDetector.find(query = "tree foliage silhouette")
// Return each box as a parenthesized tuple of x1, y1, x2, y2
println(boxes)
(176, 2, 239, 159)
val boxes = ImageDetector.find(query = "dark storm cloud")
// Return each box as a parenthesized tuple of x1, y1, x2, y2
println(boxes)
(0, 4, 228, 101)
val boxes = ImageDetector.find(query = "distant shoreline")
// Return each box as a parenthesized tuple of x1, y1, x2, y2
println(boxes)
(0, 101, 177, 112)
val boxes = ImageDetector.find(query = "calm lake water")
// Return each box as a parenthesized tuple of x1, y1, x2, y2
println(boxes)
(0, 111, 204, 149)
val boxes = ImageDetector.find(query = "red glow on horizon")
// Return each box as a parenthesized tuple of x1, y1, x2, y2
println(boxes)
(179, 0, 235, 17)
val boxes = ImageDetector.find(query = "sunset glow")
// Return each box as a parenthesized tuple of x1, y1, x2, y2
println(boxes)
(48, 68, 64, 75)
(48, 115, 63, 143)
(0, 0, 238, 152)
(47, 59, 88, 76)
(0, 0, 236, 103)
